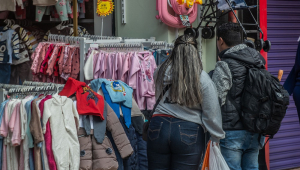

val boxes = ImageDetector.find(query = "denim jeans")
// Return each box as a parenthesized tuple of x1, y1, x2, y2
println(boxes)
(220, 130, 265, 170)
(147, 116, 205, 170)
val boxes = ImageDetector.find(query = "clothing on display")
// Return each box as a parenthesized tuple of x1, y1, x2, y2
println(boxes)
(0, 20, 51, 84)
(0, 78, 147, 170)
(30, 41, 80, 83)
(84, 47, 158, 110)
(0, 0, 90, 22)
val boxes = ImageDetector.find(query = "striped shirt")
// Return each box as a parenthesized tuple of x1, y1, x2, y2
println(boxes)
(11, 25, 34, 54)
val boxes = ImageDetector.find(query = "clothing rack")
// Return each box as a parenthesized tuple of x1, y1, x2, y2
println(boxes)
(0, 81, 64, 103)
(47, 34, 174, 82)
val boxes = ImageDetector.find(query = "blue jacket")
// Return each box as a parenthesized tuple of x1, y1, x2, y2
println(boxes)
(90, 79, 133, 108)
(107, 117, 138, 170)
(284, 41, 300, 95)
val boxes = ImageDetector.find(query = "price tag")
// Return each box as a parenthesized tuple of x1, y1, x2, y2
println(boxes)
(179, 15, 191, 27)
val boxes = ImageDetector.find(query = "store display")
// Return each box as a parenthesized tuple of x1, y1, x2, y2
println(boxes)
(0, 78, 146, 170)
(84, 46, 157, 110)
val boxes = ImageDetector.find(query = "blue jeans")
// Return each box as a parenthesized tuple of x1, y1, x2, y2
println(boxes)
(147, 116, 205, 170)
(220, 130, 265, 170)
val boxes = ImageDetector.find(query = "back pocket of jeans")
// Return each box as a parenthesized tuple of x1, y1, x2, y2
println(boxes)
(148, 121, 163, 141)
(179, 125, 199, 145)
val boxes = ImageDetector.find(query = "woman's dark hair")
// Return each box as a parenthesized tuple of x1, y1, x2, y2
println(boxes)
(217, 23, 242, 47)
(155, 35, 203, 107)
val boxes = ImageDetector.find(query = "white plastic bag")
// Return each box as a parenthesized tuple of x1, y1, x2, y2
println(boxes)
(209, 141, 230, 170)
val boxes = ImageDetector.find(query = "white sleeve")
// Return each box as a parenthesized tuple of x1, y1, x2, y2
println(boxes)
(72, 101, 80, 130)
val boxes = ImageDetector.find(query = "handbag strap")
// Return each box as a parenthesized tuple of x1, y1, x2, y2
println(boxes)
(148, 85, 171, 121)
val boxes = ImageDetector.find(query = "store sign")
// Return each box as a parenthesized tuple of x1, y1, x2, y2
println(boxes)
(96, 0, 114, 16)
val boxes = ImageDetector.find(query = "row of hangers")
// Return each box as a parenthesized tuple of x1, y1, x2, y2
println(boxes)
(48, 34, 83, 45)
(1, 81, 65, 99)
(98, 43, 144, 51)
(8, 86, 59, 99)
(4, 19, 34, 28)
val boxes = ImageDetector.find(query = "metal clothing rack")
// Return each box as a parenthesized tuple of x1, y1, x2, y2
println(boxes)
(47, 34, 174, 82)
(0, 82, 64, 103)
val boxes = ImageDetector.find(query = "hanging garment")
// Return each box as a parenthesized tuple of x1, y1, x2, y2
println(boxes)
(129, 51, 157, 110)
(91, 79, 133, 108)
(0, 0, 23, 11)
(59, 78, 105, 119)
(30, 95, 45, 170)
(0, 27, 20, 63)
(78, 101, 133, 170)
(39, 95, 57, 170)
(24, 97, 38, 170)
(43, 94, 80, 170)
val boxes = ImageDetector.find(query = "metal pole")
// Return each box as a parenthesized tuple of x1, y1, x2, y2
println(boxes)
(73, 0, 78, 36)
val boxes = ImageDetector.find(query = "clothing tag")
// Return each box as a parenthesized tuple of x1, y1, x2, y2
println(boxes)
(179, 15, 191, 27)
(90, 44, 98, 48)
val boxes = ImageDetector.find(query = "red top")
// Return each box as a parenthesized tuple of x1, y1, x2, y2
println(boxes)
(59, 78, 105, 120)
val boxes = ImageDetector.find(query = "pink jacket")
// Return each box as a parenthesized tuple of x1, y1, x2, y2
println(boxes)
(10, 102, 22, 146)
(129, 52, 157, 110)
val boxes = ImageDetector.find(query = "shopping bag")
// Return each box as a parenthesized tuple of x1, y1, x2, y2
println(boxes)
(209, 141, 230, 170)
(201, 141, 210, 170)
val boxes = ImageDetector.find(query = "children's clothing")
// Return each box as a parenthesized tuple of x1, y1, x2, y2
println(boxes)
(101, 83, 132, 128)
(59, 78, 105, 120)
(30, 96, 45, 170)
(36, 0, 68, 22)
(129, 52, 157, 110)
(0, 28, 19, 64)
(43, 94, 80, 170)
(39, 95, 57, 170)
(91, 79, 133, 108)
(0, 0, 23, 11)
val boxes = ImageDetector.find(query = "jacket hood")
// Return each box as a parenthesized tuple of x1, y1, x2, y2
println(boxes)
(221, 44, 265, 68)
(52, 94, 68, 105)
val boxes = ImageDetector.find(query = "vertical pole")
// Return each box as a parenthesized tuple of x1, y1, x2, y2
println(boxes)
(73, 0, 78, 36)
(259, 0, 269, 170)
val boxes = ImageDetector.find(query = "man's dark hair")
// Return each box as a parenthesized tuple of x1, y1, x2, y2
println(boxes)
(217, 23, 242, 47)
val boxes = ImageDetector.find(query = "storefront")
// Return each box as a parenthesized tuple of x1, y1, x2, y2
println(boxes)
(1, 0, 300, 169)
(267, 0, 300, 169)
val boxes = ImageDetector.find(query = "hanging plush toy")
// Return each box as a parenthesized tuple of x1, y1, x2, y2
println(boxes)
(156, 0, 202, 28)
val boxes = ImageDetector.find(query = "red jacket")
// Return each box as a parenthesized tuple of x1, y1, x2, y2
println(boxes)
(59, 78, 105, 120)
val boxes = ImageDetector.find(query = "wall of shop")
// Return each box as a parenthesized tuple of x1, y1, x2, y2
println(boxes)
(113, 0, 217, 72)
